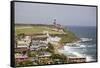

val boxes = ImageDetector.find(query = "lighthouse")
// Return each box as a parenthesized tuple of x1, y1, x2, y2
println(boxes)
(53, 19, 56, 25)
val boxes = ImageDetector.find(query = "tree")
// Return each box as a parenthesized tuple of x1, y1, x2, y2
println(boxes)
(50, 54, 68, 64)
(17, 33, 25, 40)
(46, 43, 54, 53)
(48, 43, 54, 50)
(28, 51, 37, 57)
(17, 60, 33, 66)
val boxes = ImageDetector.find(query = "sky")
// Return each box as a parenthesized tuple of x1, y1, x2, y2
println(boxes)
(15, 2, 97, 26)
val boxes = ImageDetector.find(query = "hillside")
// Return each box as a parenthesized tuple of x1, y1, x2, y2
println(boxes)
(15, 24, 79, 43)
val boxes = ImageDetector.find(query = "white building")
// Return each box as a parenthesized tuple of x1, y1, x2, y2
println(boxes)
(21, 36, 31, 44)
(17, 40, 30, 48)
(30, 40, 48, 51)
(17, 36, 31, 48)
(39, 52, 52, 58)
(47, 36, 61, 43)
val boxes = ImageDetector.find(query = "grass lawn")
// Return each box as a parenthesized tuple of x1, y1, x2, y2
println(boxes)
(15, 25, 79, 43)
(15, 25, 62, 35)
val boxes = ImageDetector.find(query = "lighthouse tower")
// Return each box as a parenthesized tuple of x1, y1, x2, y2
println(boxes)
(53, 19, 56, 25)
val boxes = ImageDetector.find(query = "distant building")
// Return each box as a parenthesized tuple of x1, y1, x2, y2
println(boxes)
(47, 36, 61, 43)
(67, 53, 86, 63)
(32, 35, 48, 44)
(52, 19, 64, 32)
(38, 51, 53, 64)
(68, 57, 86, 63)
(17, 40, 29, 48)
(30, 36, 48, 51)
(15, 47, 28, 53)
(53, 19, 56, 25)
(15, 53, 28, 63)
(16, 36, 31, 48)
(21, 36, 31, 44)
(15, 47, 28, 62)
(38, 51, 52, 58)
(30, 42, 48, 51)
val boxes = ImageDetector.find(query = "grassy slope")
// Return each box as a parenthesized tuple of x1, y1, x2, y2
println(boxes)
(15, 26, 61, 35)
(15, 25, 79, 43)
(59, 30, 79, 43)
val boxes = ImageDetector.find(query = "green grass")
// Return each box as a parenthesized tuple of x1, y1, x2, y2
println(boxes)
(59, 31, 79, 43)
(15, 25, 62, 35)
(15, 25, 79, 43)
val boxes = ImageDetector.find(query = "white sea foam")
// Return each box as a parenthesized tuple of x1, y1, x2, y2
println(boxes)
(59, 44, 95, 62)
(86, 55, 95, 62)
(72, 52, 84, 57)
(58, 37, 95, 62)
(80, 44, 86, 48)
(80, 38, 92, 42)
(65, 43, 87, 48)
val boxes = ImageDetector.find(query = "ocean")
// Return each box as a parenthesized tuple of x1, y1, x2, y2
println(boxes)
(59, 26, 97, 62)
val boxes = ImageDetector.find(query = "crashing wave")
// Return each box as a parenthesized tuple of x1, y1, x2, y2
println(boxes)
(80, 44, 86, 48)
(86, 55, 95, 62)
(80, 38, 92, 42)
(58, 45, 95, 62)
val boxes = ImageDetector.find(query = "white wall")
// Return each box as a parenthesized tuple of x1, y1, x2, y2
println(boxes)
(0, 0, 99, 68)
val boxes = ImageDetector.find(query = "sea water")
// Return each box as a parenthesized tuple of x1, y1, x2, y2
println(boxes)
(60, 26, 97, 62)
